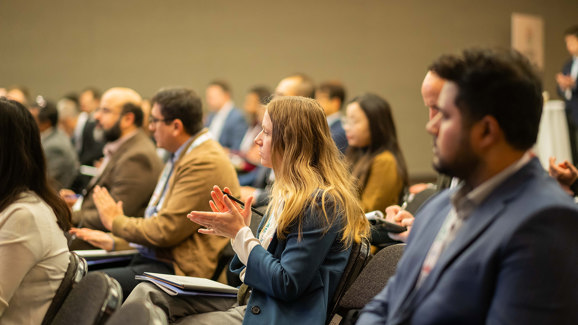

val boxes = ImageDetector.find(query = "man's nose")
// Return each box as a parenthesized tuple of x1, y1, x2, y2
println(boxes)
(426, 112, 442, 135)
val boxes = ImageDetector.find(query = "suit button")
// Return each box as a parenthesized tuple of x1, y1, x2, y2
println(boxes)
(251, 306, 261, 315)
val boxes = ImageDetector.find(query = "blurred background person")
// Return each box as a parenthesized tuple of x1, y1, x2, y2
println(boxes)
(557, 25, 578, 164)
(274, 73, 315, 98)
(205, 80, 248, 151)
(344, 93, 408, 213)
(30, 97, 79, 190)
(56, 93, 81, 138)
(70, 87, 107, 191)
(0, 98, 70, 324)
(234, 85, 271, 186)
(6, 85, 31, 107)
(315, 80, 348, 154)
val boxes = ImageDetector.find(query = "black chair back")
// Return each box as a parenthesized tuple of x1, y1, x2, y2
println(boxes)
(327, 237, 372, 321)
(51, 272, 122, 325)
(329, 243, 405, 324)
(42, 252, 87, 325)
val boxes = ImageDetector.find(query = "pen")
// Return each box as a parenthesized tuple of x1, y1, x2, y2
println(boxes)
(400, 201, 408, 211)
(224, 193, 264, 217)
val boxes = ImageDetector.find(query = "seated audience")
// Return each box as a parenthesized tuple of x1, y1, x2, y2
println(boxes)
(62, 87, 163, 249)
(6, 85, 31, 107)
(315, 80, 348, 154)
(344, 93, 408, 212)
(235, 86, 271, 186)
(274, 73, 316, 98)
(70, 87, 106, 192)
(124, 96, 370, 324)
(30, 98, 79, 190)
(205, 80, 248, 151)
(0, 98, 71, 324)
(56, 93, 81, 138)
(357, 48, 578, 324)
(71, 88, 239, 298)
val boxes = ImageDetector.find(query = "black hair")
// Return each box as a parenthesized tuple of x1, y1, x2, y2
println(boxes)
(151, 88, 203, 136)
(318, 81, 346, 108)
(430, 48, 543, 150)
(249, 85, 272, 105)
(346, 93, 409, 193)
(121, 102, 144, 127)
(0, 98, 71, 231)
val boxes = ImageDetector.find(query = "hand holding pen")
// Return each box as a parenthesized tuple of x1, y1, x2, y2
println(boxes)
(187, 185, 256, 239)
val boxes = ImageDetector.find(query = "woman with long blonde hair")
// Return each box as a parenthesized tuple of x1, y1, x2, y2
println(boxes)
(125, 96, 369, 325)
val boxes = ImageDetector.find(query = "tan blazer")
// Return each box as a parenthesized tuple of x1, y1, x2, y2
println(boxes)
(72, 130, 163, 232)
(112, 130, 240, 278)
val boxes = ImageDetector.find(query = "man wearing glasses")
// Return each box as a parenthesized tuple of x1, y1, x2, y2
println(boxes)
(71, 88, 239, 298)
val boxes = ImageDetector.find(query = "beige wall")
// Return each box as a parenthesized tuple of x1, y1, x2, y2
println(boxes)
(1, 0, 577, 179)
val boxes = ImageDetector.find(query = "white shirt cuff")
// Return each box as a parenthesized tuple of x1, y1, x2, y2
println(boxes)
(232, 226, 260, 266)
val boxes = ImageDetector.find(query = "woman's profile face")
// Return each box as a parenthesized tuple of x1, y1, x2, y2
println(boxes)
(255, 110, 274, 168)
(344, 102, 371, 148)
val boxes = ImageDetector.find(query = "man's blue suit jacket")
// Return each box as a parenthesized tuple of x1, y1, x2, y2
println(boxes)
(330, 118, 348, 154)
(558, 58, 578, 125)
(206, 108, 248, 150)
(358, 158, 578, 324)
(230, 195, 350, 325)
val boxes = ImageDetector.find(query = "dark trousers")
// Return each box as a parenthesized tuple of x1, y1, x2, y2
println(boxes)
(98, 254, 174, 300)
(566, 109, 578, 165)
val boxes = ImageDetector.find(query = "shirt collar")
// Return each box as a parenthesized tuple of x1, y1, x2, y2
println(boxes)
(215, 101, 234, 118)
(326, 112, 341, 126)
(451, 151, 532, 219)
(172, 135, 194, 162)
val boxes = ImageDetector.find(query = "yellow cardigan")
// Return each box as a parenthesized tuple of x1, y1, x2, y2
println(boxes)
(360, 150, 403, 212)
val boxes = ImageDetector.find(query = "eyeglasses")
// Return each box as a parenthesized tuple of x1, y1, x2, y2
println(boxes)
(149, 116, 174, 125)
(95, 107, 117, 115)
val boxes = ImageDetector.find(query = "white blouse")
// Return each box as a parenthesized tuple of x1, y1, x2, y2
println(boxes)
(0, 191, 69, 325)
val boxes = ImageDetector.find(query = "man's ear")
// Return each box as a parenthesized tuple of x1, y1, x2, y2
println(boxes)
(120, 112, 135, 128)
(172, 119, 184, 136)
(475, 115, 502, 149)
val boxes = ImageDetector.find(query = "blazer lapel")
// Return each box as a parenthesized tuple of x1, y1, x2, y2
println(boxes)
(84, 131, 141, 193)
(406, 159, 541, 312)
(392, 196, 453, 316)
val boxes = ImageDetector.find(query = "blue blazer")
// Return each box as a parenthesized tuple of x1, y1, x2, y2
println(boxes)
(206, 108, 248, 150)
(358, 158, 578, 324)
(330, 118, 348, 155)
(230, 195, 351, 325)
(558, 58, 578, 124)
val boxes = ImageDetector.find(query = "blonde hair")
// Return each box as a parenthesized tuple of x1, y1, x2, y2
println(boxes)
(265, 96, 369, 247)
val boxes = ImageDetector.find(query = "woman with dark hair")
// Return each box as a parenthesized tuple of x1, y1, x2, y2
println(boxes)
(0, 98, 71, 324)
(344, 93, 408, 212)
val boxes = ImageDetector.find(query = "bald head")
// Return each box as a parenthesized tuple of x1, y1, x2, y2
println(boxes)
(275, 74, 315, 98)
(421, 71, 445, 121)
(95, 87, 143, 141)
(102, 87, 142, 108)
